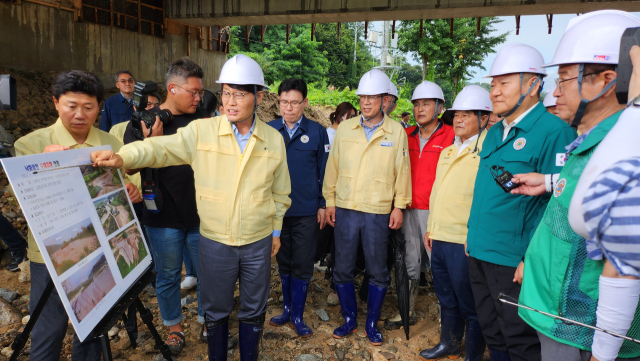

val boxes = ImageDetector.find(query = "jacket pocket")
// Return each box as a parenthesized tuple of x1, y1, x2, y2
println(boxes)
(370, 178, 393, 207)
(197, 188, 230, 235)
(246, 189, 276, 235)
(336, 175, 352, 201)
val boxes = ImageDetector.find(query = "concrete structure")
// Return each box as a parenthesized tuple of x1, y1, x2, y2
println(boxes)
(165, 0, 640, 26)
(0, 1, 226, 88)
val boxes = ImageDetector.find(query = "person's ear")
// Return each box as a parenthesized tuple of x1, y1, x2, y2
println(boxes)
(256, 91, 264, 105)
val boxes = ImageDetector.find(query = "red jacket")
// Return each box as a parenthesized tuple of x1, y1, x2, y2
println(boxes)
(406, 122, 455, 210)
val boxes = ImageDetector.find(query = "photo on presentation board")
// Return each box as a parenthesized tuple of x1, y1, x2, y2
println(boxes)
(108, 223, 148, 279)
(80, 164, 123, 199)
(93, 189, 135, 237)
(1, 145, 152, 341)
(61, 252, 116, 323)
(43, 217, 100, 276)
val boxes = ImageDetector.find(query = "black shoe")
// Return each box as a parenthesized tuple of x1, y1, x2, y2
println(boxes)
(6, 249, 26, 272)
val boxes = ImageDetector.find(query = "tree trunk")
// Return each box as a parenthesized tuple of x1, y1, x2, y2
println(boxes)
(421, 53, 428, 81)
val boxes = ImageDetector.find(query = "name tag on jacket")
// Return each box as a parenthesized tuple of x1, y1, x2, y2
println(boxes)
(381, 141, 394, 147)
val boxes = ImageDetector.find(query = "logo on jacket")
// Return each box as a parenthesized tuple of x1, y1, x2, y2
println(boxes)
(554, 178, 567, 198)
(301, 135, 309, 143)
(513, 138, 526, 150)
(324, 144, 330, 153)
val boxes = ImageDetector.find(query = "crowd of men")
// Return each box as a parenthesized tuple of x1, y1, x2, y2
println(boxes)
(4, 7, 640, 361)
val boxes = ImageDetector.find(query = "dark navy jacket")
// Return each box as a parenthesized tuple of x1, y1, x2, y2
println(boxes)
(268, 116, 330, 217)
(100, 93, 135, 132)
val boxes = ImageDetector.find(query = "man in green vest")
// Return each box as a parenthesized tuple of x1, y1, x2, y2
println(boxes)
(466, 43, 577, 361)
(512, 10, 640, 361)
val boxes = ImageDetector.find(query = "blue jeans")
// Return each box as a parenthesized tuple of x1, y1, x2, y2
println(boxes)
(145, 226, 203, 325)
(183, 242, 197, 278)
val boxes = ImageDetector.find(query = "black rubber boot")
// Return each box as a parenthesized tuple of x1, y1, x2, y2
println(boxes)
(419, 307, 464, 360)
(464, 320, 486, 361)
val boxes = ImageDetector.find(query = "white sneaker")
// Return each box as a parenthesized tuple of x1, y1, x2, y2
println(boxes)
(181, 276, 197, 290)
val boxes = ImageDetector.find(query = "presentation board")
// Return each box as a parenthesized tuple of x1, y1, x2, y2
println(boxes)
(1, 146, 151, 341)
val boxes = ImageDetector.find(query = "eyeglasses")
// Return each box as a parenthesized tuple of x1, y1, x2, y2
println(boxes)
(554, 71, 603, 93)
(118, 78, 134, 84)
(221, 91, 251, 100)
(358, 95, 382, 102)
(147, 101, 160, 108)
(174, 84, 205, 99)
(279, 100, 304, 108)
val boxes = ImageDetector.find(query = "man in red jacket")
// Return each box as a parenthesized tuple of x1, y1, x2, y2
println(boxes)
(386, 80, 455, 328)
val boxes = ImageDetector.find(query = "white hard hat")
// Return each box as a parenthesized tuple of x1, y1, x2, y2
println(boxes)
(544, 10, 640, 68)
(389, 82, 398, 98)
(355, 69, 391, 96)
(543, 87, 557, 107)
(450, 85, 493, 112)
(216, 54, 265, 87)
(411, 80, 445, 102)
(486, 43, 547, 78)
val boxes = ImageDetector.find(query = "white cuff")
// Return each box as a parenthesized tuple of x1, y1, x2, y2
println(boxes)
(545, 174, 560, 193)
(592, 276, 640, 361)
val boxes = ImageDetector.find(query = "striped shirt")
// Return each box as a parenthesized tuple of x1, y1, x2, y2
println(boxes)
(583, 157, 640, 278)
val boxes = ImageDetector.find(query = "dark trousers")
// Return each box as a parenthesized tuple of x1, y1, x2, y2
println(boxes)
(276, 215, 317, 281)
(315, 223, 334, 263)
(0, 214, 26, 251)
(468, 257, 541, 361)
(29, 262, 101, 361)
(333, 208, 391, 288)
(432, 240, 477, 321)
(199, 235, 272, 322)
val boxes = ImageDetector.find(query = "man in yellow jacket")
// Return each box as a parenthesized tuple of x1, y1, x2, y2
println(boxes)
(323, 69, 411, 346)
(421, 85, 491, 361)
(91, 54, 291, 361)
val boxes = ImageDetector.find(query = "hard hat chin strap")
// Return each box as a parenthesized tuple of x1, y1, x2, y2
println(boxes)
(499, 73, 541, 118)
(228, 85, 259, 125)
(386, 97, 397, 116)
(413, 99, 441, 129)
(472, 110, 488, 154)
(362, 94, 385, 122)
(570, 63, 617, 129)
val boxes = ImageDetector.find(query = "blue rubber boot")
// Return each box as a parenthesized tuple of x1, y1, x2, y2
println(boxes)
(488, 347, 511, 361)
(269, 273, 291, 326)
(365, 284, 387, 345)
(333, 282, 358, 338)
(289, 277, 313, 337)
(419, 307, 464, 360)
(464, 320, 486, 361)
(239, 314, 265, 361)
(206, 317, 229, 361)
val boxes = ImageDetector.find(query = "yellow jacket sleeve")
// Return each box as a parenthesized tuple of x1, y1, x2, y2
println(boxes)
(119, 121, 198, 169)
(322, 129, 340, 208)
(271, 137, 292, 232)
(393, 131, 412, 209)
(426, 164, 442, 234)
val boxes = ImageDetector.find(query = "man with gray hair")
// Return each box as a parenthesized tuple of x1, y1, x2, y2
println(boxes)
(121, 58, 224, 354)
(100, 70, 136, 132)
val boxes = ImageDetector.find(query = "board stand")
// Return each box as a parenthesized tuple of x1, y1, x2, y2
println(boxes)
(9, 264, 173, 361)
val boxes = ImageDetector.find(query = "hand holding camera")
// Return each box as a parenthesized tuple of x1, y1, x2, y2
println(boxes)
(141, 115, 164, 138)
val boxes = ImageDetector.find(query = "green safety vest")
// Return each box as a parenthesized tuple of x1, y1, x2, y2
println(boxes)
(519, 110, 640, 358)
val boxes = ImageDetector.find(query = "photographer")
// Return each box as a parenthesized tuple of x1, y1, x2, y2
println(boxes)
(122, 59, 204, 355)
(14, 70, 139, 361)
(466, 43, 576, 361)
(513, 11, 640, 361)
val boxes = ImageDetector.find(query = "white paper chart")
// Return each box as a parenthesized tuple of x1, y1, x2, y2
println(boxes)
(1, 146, 151, 341)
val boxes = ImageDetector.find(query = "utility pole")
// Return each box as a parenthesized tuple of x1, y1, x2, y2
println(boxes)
(353, 22, 358, 64)
(381, 21, 390, 66)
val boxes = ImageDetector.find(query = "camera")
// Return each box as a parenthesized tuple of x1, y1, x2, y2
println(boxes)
(487, 165, 521, 193)
(0, 75, 16, 111)
(131, 80, 173, 140)
(616, 27, 640, 104)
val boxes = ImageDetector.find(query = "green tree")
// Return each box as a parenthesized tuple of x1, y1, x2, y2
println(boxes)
(398, 18, 507, 98)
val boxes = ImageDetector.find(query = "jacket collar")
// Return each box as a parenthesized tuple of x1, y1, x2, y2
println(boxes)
(274, 115, 310, 133)
(573, 109, 623, 155)
(410, 120, 443, 138)
(219, 114, 265, 141)
(496, 102, 546, 135)
(53, 118, 101, 147)
(352, 114, 394, 134)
